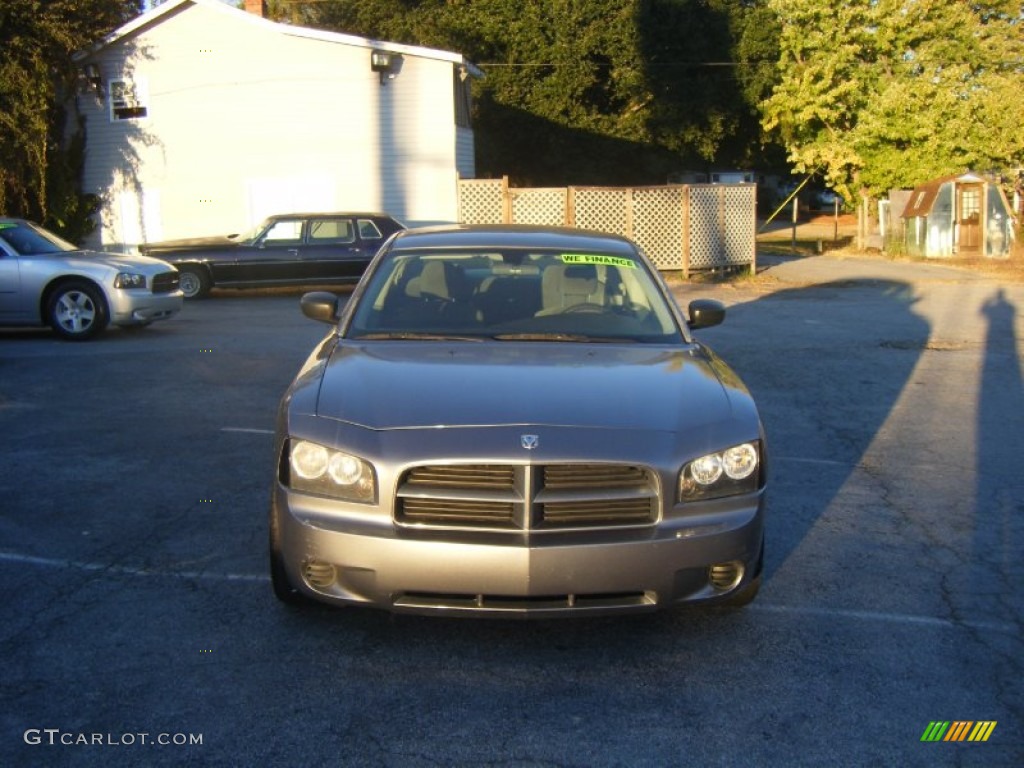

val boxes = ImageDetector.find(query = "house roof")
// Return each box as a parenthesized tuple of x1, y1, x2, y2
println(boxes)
(75, 0, 483, 77)
(902, 172, 987, 219)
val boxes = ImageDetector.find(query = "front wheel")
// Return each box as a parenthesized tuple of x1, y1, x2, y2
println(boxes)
(47, 281, 109, 340)
(269, 512, 311, 605)
(720, 539, 765, 607)
(720, 573, 761, 607)
(177, 265, 211, 299)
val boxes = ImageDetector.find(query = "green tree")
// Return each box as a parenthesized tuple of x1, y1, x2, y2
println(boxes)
(0, 0, 140, 238)
(304, 0, 780, 184)
(762, 0, 1024, 201)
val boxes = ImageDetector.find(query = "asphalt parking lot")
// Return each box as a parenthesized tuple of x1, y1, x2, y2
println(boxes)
(2, 254, 1022, 767)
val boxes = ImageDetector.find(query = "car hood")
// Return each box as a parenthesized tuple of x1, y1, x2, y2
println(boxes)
(313, 341, 736, 432)
(140, 235, 238, 252)
(41, 249, 175, 273)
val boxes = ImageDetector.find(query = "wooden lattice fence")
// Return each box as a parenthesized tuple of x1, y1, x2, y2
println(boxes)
(457, 177, 756, 276)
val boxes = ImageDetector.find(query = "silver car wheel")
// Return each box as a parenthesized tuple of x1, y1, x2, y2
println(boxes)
(177, 266, 210, 299)
(56, 291, 96, 332)
(47, 282, 108, 340)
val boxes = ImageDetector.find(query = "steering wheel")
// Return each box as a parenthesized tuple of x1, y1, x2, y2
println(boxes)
(561, 302, 606, 314)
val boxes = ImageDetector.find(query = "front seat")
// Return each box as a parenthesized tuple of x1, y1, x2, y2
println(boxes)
(536, 263, 603, 316)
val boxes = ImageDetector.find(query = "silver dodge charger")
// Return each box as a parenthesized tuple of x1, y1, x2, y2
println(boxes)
(0, 218, 182, 340)
(270, 225, 766, 617)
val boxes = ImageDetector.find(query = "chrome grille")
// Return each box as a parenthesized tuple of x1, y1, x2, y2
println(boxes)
(401, 498, 515, 526)
(152, 272, 180, 294)
(396, 463, 657, 532)
(543, 464, 648, 489)
(540, 497, 654, 526)
(405, 464, 515, 490)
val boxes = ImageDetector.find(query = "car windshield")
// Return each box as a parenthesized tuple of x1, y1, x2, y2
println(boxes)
(0, 221, 77, 255)
(231, 219, 272, 243)
(346, 248, 683, 343)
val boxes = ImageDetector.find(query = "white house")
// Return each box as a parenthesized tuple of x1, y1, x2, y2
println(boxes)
(73, 0, 480, 251)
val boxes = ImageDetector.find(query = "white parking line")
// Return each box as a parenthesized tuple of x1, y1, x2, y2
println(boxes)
(774, 456, 853, 467)
(0, 550, 267, 583)
(221, 427, 275, 435)
(0, 550, 1016, 634)
(751, 603, 1017, 635)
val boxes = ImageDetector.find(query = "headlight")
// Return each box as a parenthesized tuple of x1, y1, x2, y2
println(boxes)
(679, 441, 761, 501)
(285, 439, 376, 503)
(114, 272, 147, 289)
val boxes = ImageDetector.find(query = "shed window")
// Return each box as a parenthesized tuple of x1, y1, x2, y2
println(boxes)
(959, 188, 980, 220)
(109, 79, 148, 121)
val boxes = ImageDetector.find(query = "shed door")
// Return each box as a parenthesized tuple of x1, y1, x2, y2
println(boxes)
(956, 184, 982, 253)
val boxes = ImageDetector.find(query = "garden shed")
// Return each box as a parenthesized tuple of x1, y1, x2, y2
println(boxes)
(902, 172, 1014, 258)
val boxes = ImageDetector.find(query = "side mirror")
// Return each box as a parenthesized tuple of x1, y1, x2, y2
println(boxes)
(687, 299, 726, 330)
(300, 291, 341, 324)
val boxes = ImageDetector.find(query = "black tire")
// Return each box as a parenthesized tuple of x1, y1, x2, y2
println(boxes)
(720, 538, 765, 607)
(177, 265, 211, 299)
(269, 514, 309, 605)
(721, 573, 761, 607)
(46, 281, 109, 340)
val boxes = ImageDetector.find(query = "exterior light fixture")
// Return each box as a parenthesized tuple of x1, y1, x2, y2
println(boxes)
(370, 49, 401, 85)
(83, 63, 103, 95)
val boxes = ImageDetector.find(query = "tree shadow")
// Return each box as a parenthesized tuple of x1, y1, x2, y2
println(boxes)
(689, 279, 931, 579)
(475, 99, 684, 186)
(76, 38, 162, 251)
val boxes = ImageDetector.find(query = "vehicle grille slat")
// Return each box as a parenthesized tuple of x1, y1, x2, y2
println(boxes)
(152, 272, 180, 294)
(541, 498, 655, 526)
(405, 464, 515, 490)
(401, 498, 515, 525)
(543, 464, 647, 489)
(396, 463, 657, 531)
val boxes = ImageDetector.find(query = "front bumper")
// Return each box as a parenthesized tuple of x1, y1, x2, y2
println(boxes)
(109, 290, 183, 326)
(271, 484, 765, 618)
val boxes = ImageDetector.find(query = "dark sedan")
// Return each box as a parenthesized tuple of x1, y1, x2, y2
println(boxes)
(139, 212, 404, 298)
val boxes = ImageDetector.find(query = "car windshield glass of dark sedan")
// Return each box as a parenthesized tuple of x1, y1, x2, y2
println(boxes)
(346, 249, 682, 342)
(0, 221, 76, 255)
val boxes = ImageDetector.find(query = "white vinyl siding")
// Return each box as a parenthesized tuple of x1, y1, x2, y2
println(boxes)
(77, 0, 475, 250)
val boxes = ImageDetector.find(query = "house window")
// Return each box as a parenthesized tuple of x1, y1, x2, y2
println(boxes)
(110, 79, 148, 121)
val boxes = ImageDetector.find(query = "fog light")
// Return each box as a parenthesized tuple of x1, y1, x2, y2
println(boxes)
(303, 560, 336, 589)
(708, 561, 744, 591)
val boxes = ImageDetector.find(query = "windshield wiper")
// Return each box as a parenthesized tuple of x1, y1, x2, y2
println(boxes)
(492, 332, 631, 343)
(355, 332, 486, 342)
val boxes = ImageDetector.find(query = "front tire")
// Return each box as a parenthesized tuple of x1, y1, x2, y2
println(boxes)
(47, 281, 109, 340)
(721, 573, 761, 607)
(269, 511, 309, 605)
(177, 265, 211, 299)
(721, 538, 765, 607)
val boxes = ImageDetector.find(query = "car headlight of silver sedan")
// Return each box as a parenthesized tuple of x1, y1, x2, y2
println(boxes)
(286, 439, 376, 503)
(679, 441, 761, 501)
(114, 272, 147, 289)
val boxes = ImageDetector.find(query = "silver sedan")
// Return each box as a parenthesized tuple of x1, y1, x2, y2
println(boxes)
(271, 225, 766, 617)
(0, 218, 182, 340)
